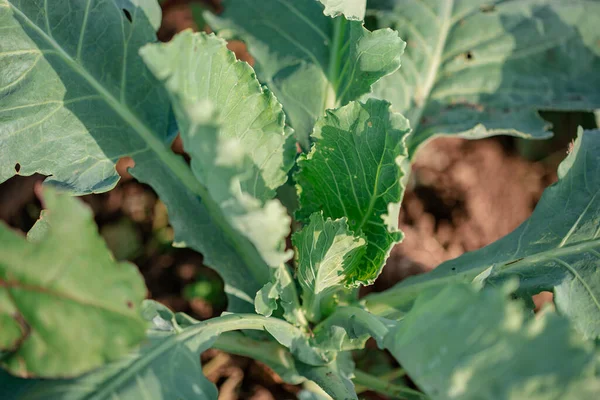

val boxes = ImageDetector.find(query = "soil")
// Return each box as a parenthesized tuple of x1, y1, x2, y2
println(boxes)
(0, 1, 582, 398)
(374, 136, 557, 291)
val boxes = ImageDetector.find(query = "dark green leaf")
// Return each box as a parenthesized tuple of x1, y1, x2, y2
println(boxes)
(296, 99, 410, 285)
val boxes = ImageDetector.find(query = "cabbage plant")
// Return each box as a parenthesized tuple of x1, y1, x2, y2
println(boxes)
(1, 1, 600, 399)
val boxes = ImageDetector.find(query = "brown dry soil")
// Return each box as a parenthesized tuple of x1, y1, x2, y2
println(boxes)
(0, 1, 588, 399)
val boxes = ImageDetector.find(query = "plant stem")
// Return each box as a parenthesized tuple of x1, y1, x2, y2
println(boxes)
(180, 313, 328, 366)
(211, 331, 303, 382)
(382, 368, 407, 380)
(324, 16, 347, 110)
(353, 369, 427, 399)
(182, 313, 299, 339)
(355, 368, 407, 394)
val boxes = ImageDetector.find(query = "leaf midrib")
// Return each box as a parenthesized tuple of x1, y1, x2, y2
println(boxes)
(8, 3, 201, 194)
(366, 236, 600, 314)
(324, 16, 347, 111)
(407, 0, 454, 133)
(88, 314, 308, 399)
(8, 2, 270, 284)
(88, 327, 208, 400)
(495, 237, 600, 276)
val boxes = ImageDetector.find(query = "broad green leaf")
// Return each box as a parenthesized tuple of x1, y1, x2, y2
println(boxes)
(0, 188, 146, 378)
(2, 301, 337, 399)
(140, 31, 295, 198)
(384, 284, 600, 399)
(255, 264, 308, 327)
(206, 0, 405, 147)
(0, 301, 219, 399)
(297, 352, 358, 400)
(0, 0, 170, 193)
(318, 0, 366, 20)
(369, 0, 600, 156)
(0, 1, 284, 312)
(140, 31, 294, 268)
(293, 212, 366, 321)
(365, 129, 600, 338)
(296, 99, 410, 285)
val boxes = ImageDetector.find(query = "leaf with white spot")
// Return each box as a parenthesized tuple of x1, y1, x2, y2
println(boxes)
(293, 212, 366, 321)
(318, 0, 366, 20)
(296, 99, 410, 285)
